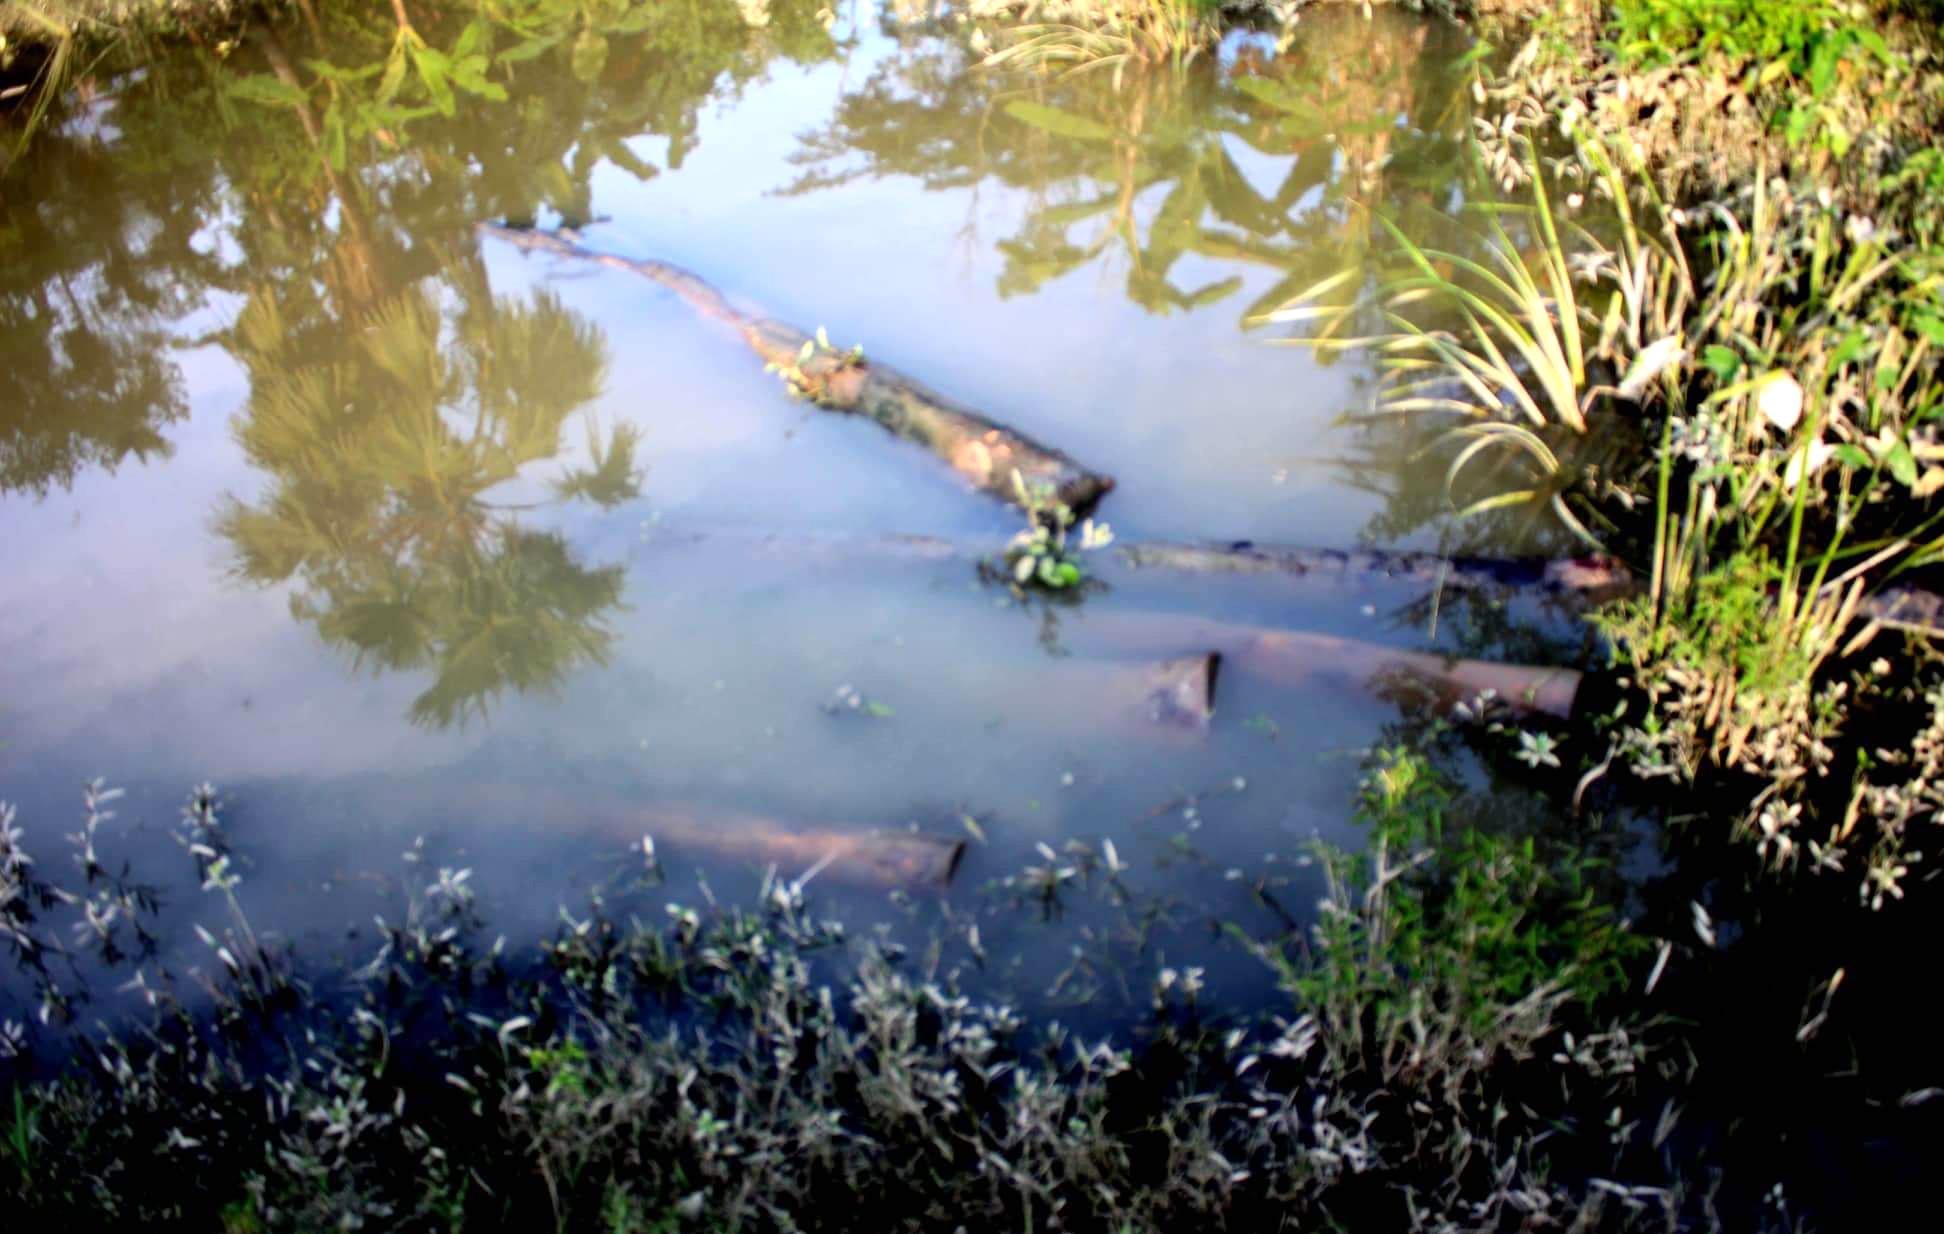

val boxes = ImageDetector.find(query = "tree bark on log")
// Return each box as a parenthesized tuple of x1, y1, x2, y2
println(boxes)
(478, 223, 1116, 515)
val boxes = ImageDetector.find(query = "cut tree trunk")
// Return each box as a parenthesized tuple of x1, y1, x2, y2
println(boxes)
(479, 223, 1116, 515)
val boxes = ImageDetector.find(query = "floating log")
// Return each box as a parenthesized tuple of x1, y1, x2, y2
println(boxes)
(478, 223, 1116, 515)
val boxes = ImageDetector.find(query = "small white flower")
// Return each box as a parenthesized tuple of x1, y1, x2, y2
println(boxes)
(1781, 439, 1836, 490)
(1756, 372, 1805, 434)
(1691, 901, 1717, 948)
(1515, 730, 1562, 769)
(1618, 336, 1687, 402)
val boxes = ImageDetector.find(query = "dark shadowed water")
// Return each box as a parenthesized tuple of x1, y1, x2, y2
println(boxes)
(1, 2, 1584, 1027)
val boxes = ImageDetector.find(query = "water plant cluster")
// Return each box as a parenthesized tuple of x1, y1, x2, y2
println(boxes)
(996, 467, 1115, 590)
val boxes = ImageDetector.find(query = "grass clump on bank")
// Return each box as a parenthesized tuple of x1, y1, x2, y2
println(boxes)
(1246, 3, 1944, 1195)
(0, 768, 1729, 1232)
(0, 1, 270, 158)
(1263, 0, 1944, 898)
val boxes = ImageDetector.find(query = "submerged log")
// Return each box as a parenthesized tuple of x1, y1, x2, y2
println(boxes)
(1056, 651, 1224, 739)
(478, 222, 1116, 515)
(635, 526, 1944, 640)
(582, 801, 966, 890)
(1111, 540, 1638, 604)
(1142, 653, 1222, 730)
(633, 525, 1635, 606)
(1064, 611, 1584, 720)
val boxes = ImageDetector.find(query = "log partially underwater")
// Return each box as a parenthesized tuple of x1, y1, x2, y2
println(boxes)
(604, 803, 967, 890)
(1061, 611, 1586, 720)
(631, 525, 1635, 605)
(1110, 540, 1639, 604)
(478, 223, 1116, 515)
(571, 661, 1217, 884)
(633, 526, 1944, 639)
(1113, 541, 1944, 640)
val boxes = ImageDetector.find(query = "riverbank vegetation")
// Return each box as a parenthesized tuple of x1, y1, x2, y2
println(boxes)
(1, 769, 1689, 1231)
(3, 0, 1941, 1228)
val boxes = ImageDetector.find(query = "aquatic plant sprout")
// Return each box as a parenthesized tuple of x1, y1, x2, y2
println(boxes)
(1000, 467, 1113, 590)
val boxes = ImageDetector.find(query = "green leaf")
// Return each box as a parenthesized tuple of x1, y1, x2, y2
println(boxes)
(304, 58, 384, 84)
(450, 53, 506, 101)
(224, 73, 308, 107)
(377, 45, 408, 103)
(411, 46, 455, 116)
(322, 105, 348, 171)
(1831, 328, 1871, 369)
(1911, 313, 1944, 347)
(496, 36, 558, 64)
(1182, 276, 1244, 310)
(1233, 75, 1299, 114)
(452, 18, 490, 61)
(1832, 444, 1873, 471)
(569, 31, 608, 83)
(1887, 442, 1919, 487)
(1702, 344, 1741, 382)
(1783, 106, 1813, 146)
(1003, 100, 1117, 143)
(864, 701, 894, 719)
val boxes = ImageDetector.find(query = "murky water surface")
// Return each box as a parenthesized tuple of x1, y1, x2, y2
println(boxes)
(1, 3, 1555, 1019)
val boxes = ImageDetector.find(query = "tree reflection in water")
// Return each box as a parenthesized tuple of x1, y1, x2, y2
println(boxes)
(782, 10, 1585, 551)
(0, 1, 848, 726)
(217, 270, 635, 730)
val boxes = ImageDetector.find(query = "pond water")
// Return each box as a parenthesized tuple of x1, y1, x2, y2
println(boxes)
(0, 2, 1581, 1023)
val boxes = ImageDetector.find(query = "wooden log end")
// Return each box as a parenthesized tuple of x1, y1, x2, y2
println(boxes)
(1142, 652, 1221, 730)
(846, 832, 966, 889)
(1058, 471, 1116, 517)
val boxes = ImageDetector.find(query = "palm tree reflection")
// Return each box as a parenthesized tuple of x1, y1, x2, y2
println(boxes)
(219, 276, 636, 730)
